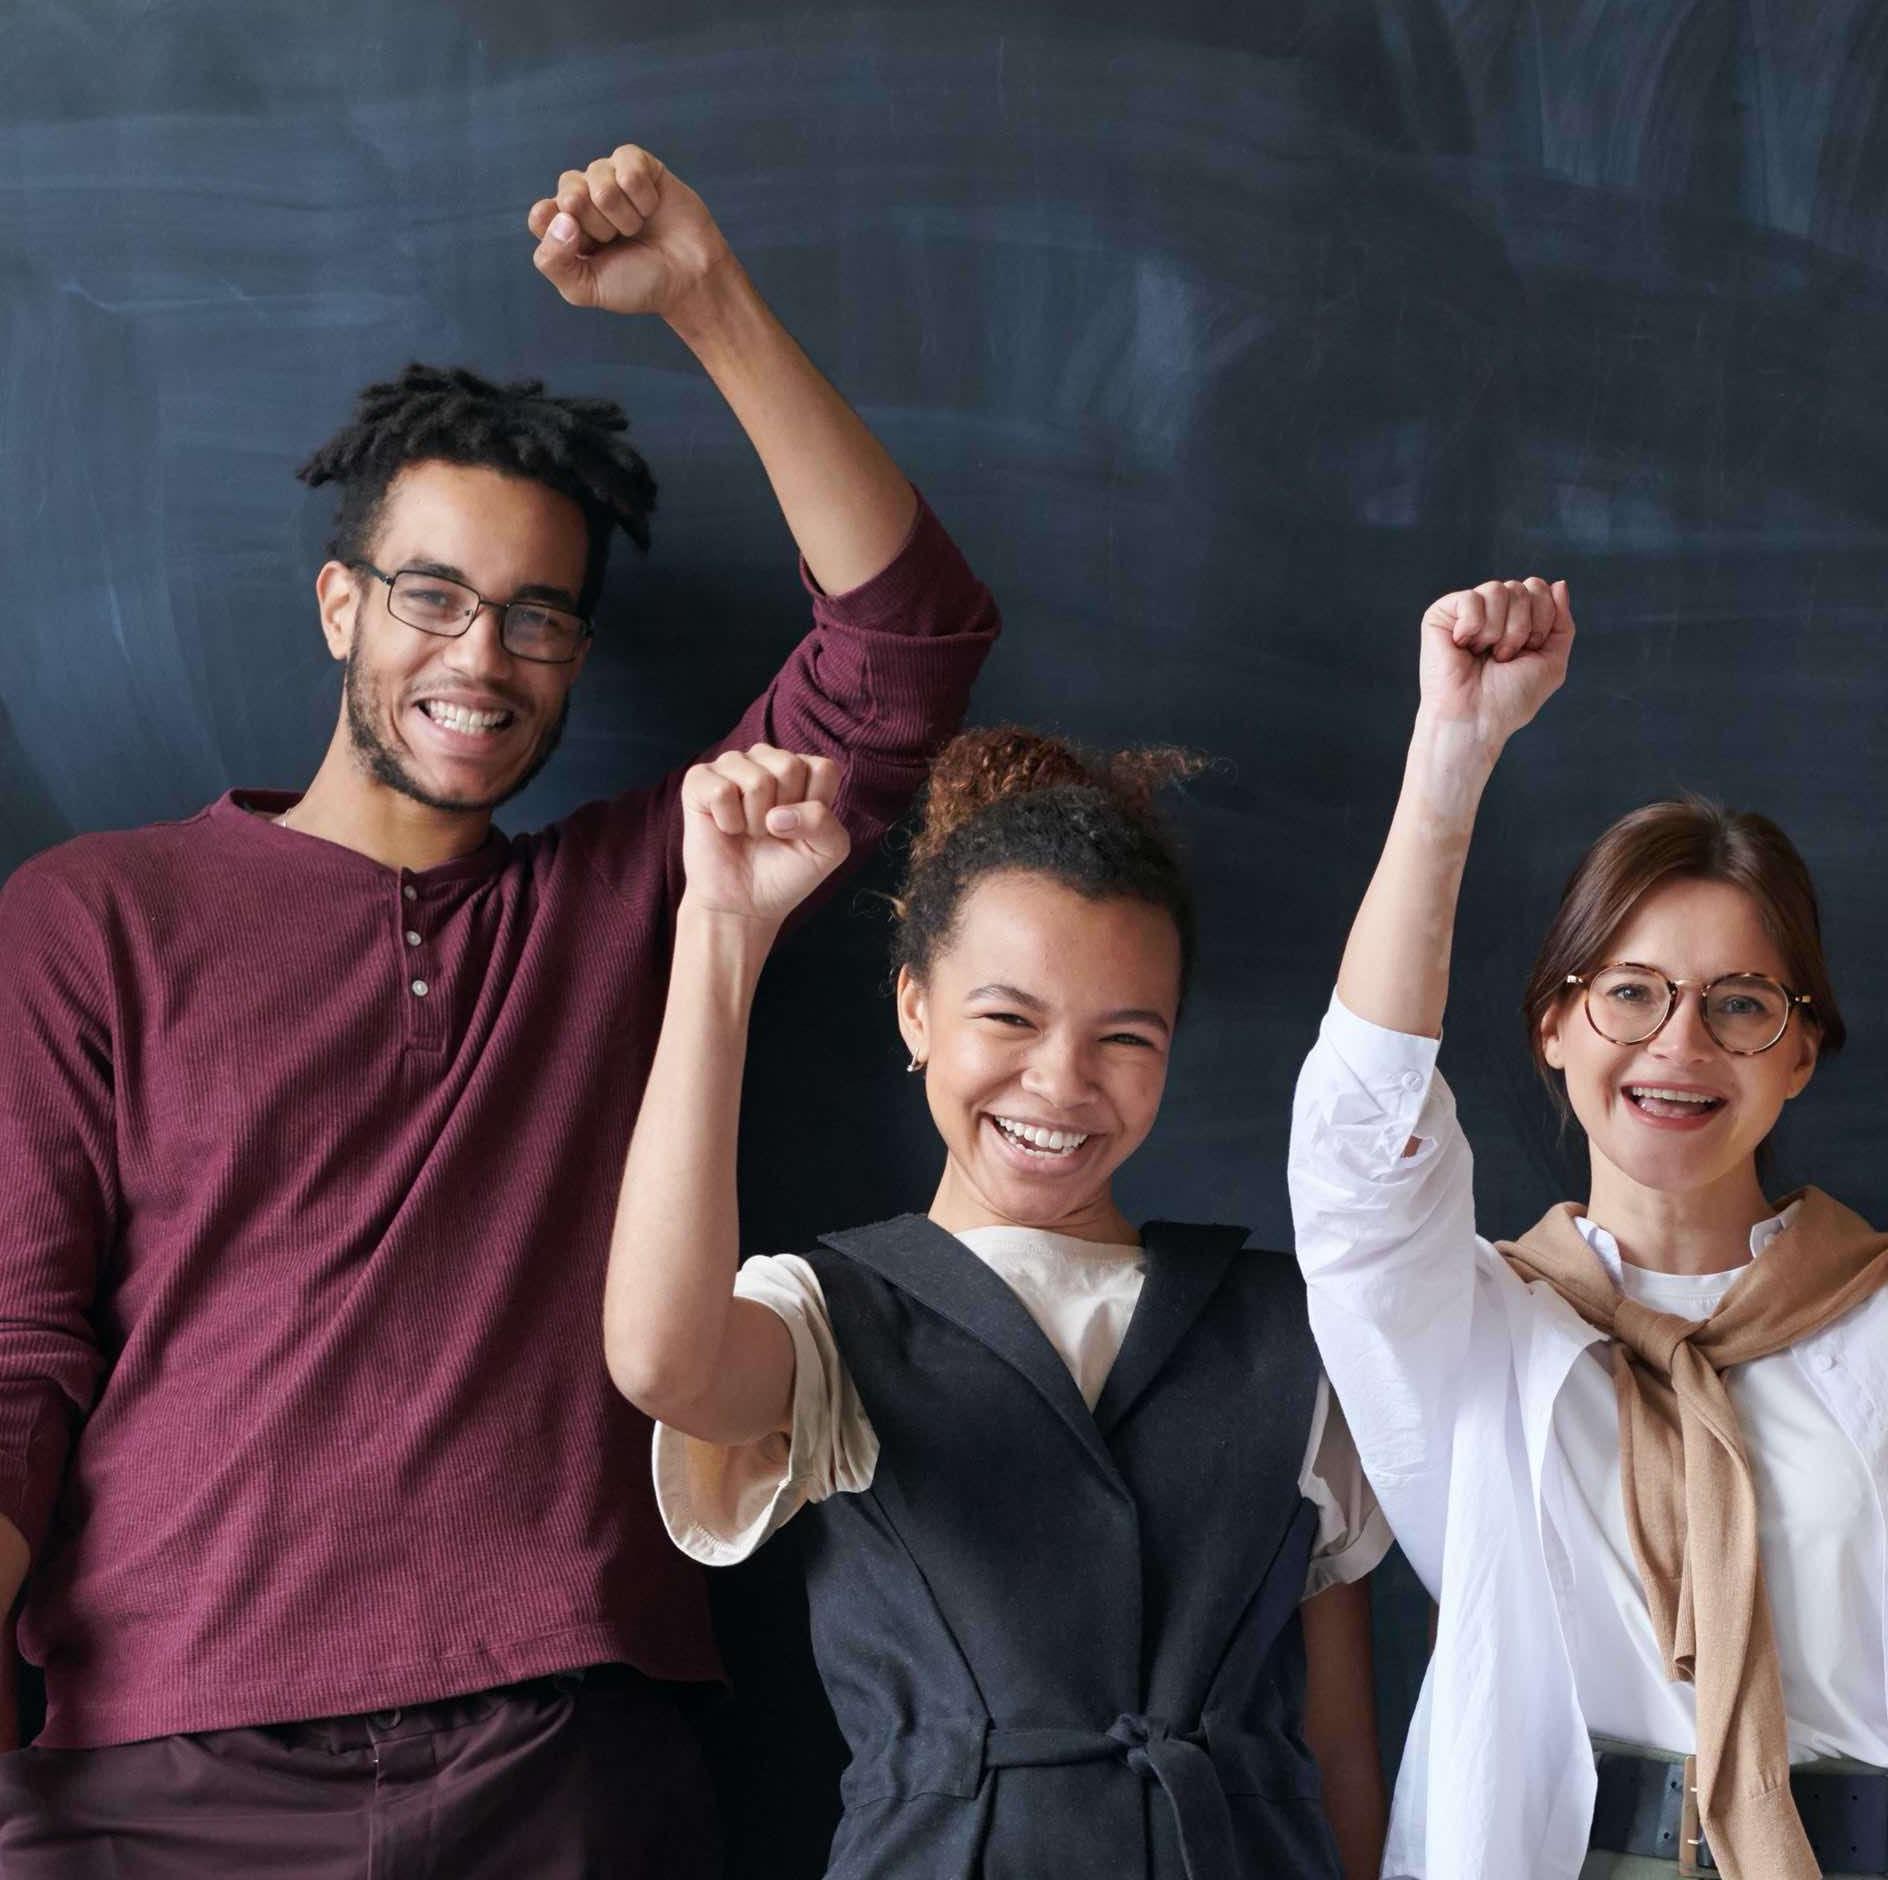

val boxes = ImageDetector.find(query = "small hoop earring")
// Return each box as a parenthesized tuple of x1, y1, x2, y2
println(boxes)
(906, 1054, 926, 1074)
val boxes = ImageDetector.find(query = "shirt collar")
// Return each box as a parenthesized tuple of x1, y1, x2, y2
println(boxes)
(213, 789, 513, 885)
(1575, 1199, 1802, 1289)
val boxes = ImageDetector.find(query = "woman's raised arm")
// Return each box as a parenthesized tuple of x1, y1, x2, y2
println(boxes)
(1336, 577, 1574, 1041)
(602, 743, 852, 1445)
(1289, 577, 1576, 1585)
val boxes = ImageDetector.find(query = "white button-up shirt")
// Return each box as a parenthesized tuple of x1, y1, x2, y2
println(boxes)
(1288, 996, 1888, 1880)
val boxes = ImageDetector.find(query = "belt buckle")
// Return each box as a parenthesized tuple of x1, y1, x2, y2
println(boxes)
(1677, 1756, 1718, 1877)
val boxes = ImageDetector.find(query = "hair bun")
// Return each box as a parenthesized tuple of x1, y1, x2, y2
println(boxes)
(911, 726, 1203, 870)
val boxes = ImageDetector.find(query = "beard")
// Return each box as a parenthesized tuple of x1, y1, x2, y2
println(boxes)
(343, 641, 569, 815)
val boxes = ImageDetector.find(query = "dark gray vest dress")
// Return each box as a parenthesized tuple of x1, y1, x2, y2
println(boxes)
(798, 1213, 1341, 1880)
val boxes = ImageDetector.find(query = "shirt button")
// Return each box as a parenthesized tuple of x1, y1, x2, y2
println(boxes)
(1400, 1071, 1424, 1092)
(1814, 1349, 1837, 1372)
(410, 979, 429, 999)
(405, 930, 422, 948)
(402, 884, 418, 903)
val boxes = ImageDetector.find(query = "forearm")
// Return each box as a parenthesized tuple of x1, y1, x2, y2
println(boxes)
(0, 1514, 24, 1618)
(1301, 1578, 1388, 1880)
(668, 262, 917, 595)
(1317, 1735, 1389, 1880)
(604, 905, 784, 1433)
(0, 1514, 26, 1751)
(1335, 708, 1499, 1040)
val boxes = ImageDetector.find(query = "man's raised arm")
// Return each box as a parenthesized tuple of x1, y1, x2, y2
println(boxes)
(528, 143, 917, 595)
(527, 143, 999, 891)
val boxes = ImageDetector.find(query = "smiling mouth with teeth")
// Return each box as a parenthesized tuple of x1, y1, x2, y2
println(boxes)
(419, 699, 515, 735)
(1624, 1084, 1726, 1118)
(990, 1115, 1092, 1157)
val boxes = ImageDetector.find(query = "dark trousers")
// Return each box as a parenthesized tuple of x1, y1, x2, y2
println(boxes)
(0, 1666, 720, 1879)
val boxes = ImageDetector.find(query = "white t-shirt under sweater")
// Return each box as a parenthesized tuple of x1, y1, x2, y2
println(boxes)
(1552, 1202, 1888, 1762)
(653, 1223, 1393, 1598)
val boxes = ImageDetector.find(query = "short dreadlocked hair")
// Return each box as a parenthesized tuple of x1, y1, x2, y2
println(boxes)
(297, 363, 658, 614)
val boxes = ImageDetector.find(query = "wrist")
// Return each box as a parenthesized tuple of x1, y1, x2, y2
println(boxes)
(1402, 710, 1500, 831)
(1409, 706, 1504, 773)
(663, 252, 762, 353)
(674, 897, 782, 980)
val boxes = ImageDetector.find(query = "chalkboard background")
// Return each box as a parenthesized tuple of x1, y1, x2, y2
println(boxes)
(7, 0, 1888, 1868)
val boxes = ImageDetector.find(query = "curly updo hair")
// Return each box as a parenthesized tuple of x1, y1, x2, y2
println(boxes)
(892, 726, 1205, 1003)
(297, 363, 658, 614)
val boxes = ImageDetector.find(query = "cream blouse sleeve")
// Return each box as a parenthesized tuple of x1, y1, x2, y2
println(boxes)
(1299, 1372, 1395, 1599)
(651, 1254, 880, 1567)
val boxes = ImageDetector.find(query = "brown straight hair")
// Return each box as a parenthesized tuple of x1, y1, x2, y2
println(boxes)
(1521, 797, 1846, 1118)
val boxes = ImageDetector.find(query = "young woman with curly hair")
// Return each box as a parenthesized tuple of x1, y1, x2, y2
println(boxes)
(603, 727, 1390, 1879)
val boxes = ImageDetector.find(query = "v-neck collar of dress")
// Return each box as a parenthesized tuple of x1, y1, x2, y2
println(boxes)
(817, 1213, 1247, 1481)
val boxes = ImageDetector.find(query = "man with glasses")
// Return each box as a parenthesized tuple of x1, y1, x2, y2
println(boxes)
(0, 144, 997, 1875)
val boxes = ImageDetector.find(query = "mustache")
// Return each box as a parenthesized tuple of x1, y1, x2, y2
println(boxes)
(402, 678, 536, 715)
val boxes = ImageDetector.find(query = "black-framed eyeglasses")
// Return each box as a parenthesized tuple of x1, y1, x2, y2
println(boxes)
(1564, 962, 1813, 1056)
(354, 562, 593, 665)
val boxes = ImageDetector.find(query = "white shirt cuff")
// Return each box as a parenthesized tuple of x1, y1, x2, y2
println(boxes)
(1310, 993, 1450, 1168)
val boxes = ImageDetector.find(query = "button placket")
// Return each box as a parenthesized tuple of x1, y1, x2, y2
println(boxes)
(397, 877, 445, 1049)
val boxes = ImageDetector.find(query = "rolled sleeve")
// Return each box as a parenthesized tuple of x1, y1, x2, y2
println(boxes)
(801, 491, 996, 642)
(1288, 995, 1485, 1577)
(1298, 995, 1449, 1190)
(652, 1255, 878, 1567)
(1288, 994, 1474, 1292)
(571, 492, 999, 906)
(718, 492, 1000, 859)
(1299, 1375, 1395, 1600)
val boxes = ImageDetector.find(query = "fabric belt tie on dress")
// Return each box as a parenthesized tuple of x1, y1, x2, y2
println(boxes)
(983, 1713, 1236, 1880)
(836, 1708, 1290, 1877)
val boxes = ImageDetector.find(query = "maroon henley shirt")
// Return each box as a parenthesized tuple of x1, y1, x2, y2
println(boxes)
(0, 501, 997, 1748)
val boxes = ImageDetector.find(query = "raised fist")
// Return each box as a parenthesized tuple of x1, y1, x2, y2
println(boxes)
(678, 745, 850, 928)
(1418, 577, 1575, 753)
(528, 145, 732, 319)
